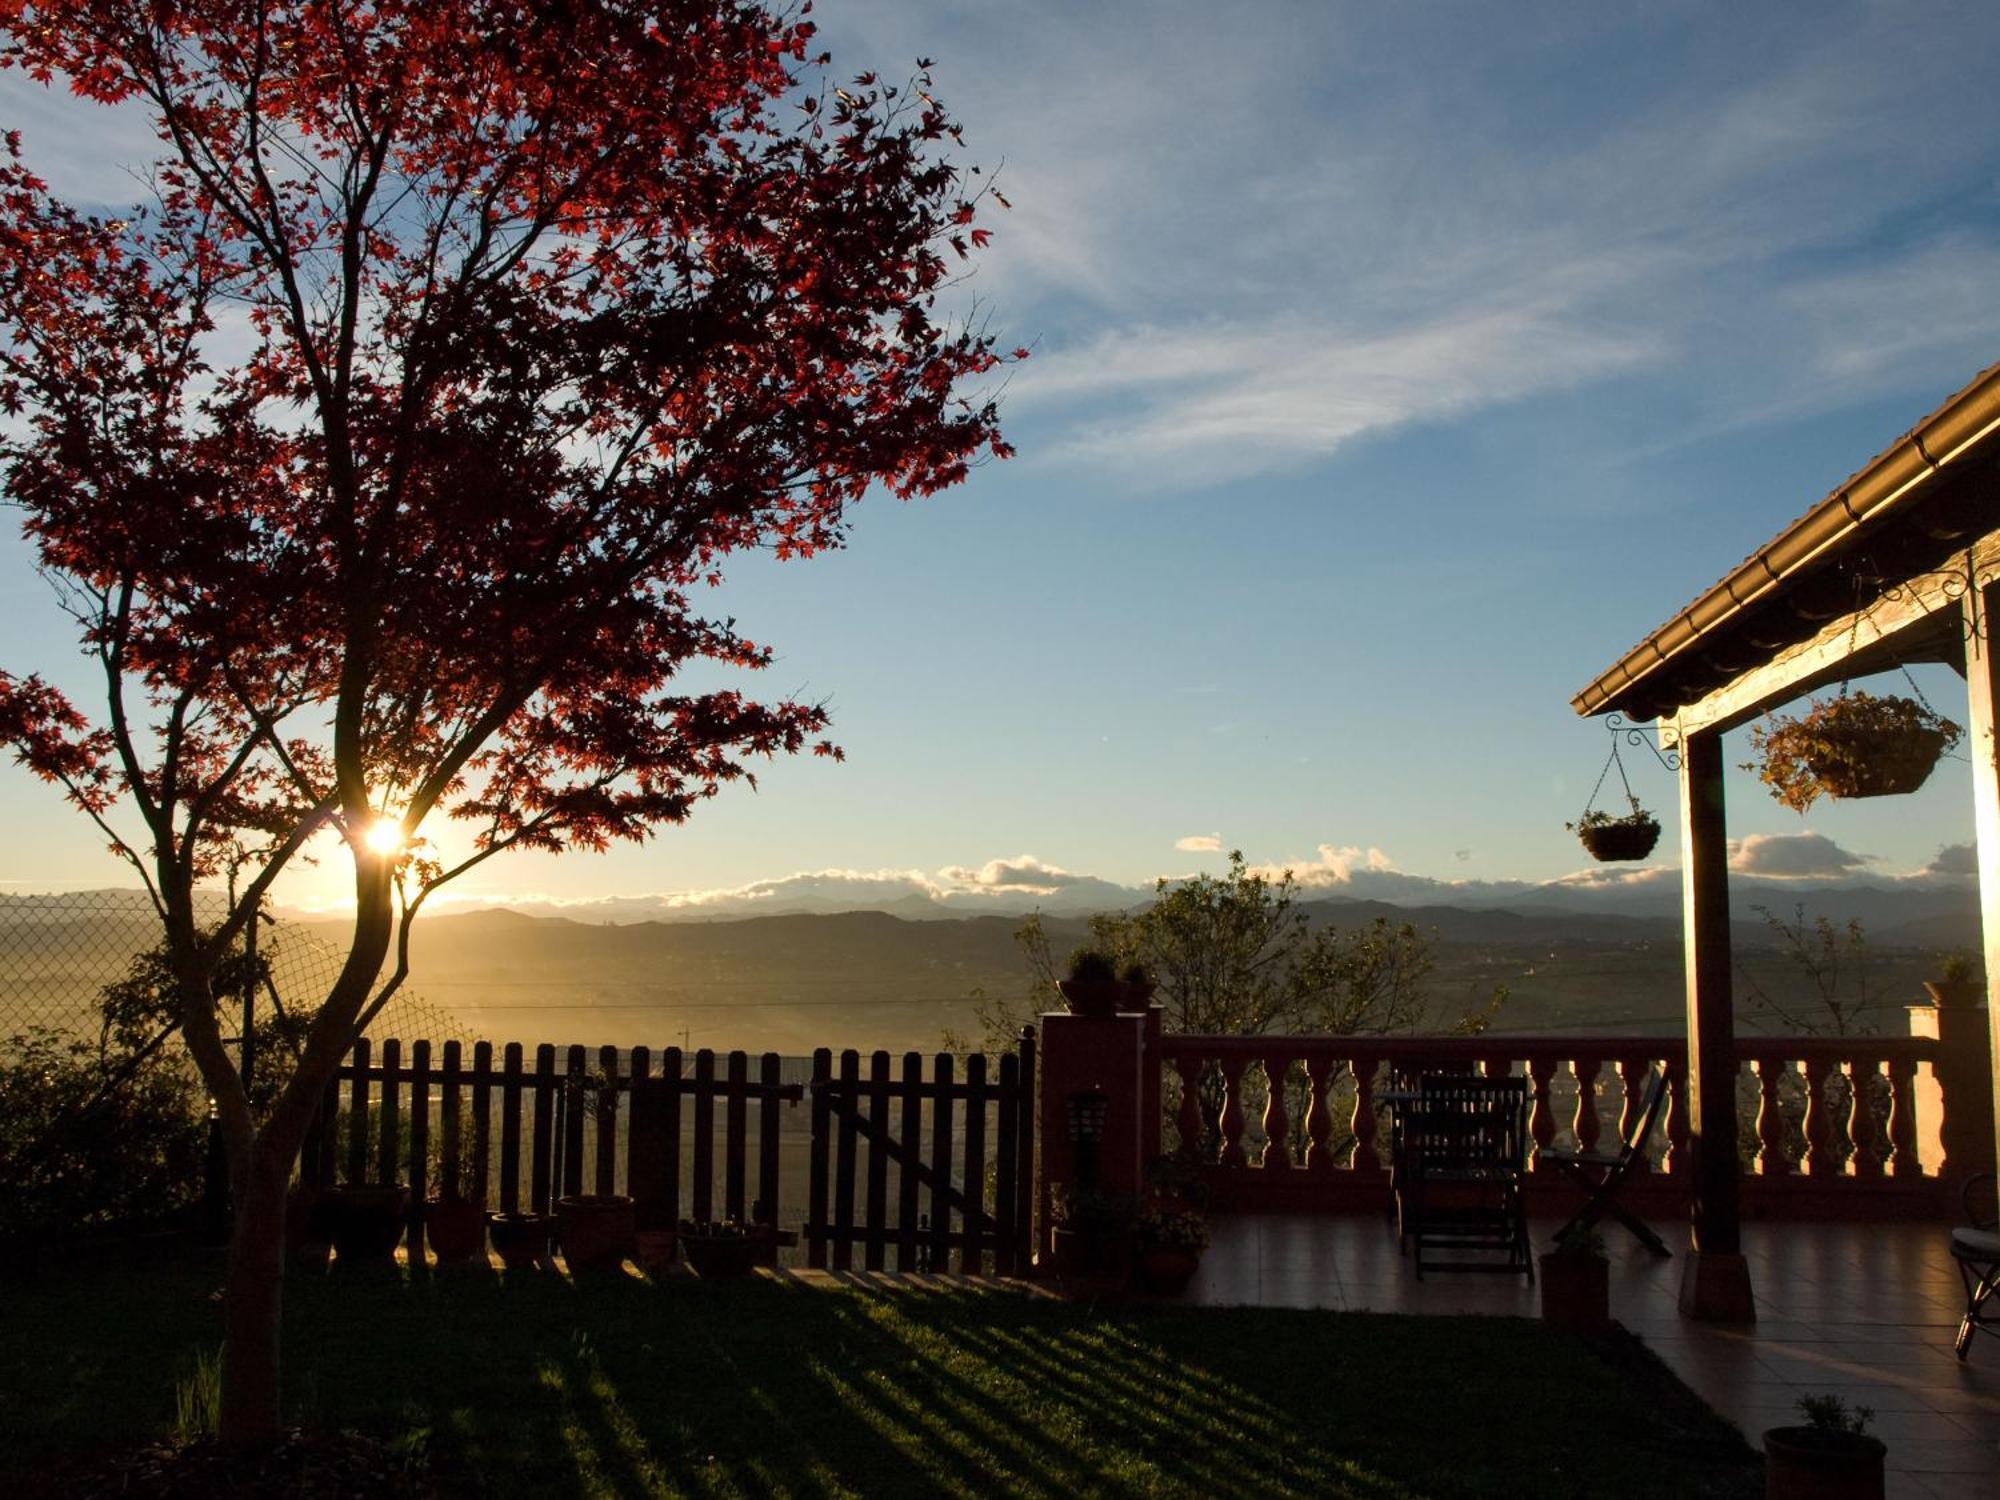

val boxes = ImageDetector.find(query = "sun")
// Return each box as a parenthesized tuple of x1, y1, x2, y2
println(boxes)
(362, 820, 405, 856)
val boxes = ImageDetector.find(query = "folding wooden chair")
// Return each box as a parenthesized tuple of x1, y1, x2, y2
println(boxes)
(1953, 1173, 2000, 1361)
(1537, 1063, 1672, 1257)
(1400, 1075, 1532, 1280)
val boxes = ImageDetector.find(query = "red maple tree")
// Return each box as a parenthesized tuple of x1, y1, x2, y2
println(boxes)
(0, 0, 1012, 1441)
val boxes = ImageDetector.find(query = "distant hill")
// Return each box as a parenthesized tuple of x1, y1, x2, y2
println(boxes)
(6, 883, 1973, 1056)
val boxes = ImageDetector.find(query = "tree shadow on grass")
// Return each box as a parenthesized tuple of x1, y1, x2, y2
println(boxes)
(11, 1256, 1760, 1499)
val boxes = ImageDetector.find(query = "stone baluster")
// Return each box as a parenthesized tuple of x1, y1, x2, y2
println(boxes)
(1350, 1055, 1382, 1175)
(1846, 1058, 1883, 1179)
(1527, 1055, 1557, 1171)
(1174, 1054, 1204, 1162)
(1261, 1054, 1293, 1169)
(1219, 1056, 1247, 1168)
(1616, 1056, 1648, 1176)
(1887, 1055, 1921, 1180)
(1572, 1055, 1602, 1156)
(1755, 1055, 1790, 1176)
(1665, 1063, 1692, 1178)
(1804, 1058, 1837, 1178)
(1303, 1053, 1334, 1171)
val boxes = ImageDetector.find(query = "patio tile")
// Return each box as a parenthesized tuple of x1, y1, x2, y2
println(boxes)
(1190, 1212, 1999, 1483)
(1879, 1437, 2000, 1473)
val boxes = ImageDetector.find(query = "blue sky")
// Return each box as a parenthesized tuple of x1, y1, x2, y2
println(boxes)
(4, 0, 2000, 914)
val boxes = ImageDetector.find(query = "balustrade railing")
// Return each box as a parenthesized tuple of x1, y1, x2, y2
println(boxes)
(1152, 1032, 1945, 1216)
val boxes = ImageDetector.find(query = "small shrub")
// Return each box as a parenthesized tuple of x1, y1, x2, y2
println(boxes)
(1795, 1392, 1872, 1436)
(1065, 948, 1117, 986)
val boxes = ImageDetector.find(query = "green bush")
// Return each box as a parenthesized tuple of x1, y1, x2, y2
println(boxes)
(0, 1024, 208, 1239)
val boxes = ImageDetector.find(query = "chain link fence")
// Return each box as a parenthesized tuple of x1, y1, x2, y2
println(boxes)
(0, 889, 467, 1059)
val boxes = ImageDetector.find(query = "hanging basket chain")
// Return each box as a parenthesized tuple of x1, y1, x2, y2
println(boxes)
(1844, 558, 1946, 719)
(1580, 737, 1639, 822)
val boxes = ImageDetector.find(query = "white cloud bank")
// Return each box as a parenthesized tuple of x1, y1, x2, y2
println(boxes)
(1728, 832, 1872, 880)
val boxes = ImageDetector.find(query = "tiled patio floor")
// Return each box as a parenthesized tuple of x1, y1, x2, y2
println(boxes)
(1187, 1212, 2000, 1499)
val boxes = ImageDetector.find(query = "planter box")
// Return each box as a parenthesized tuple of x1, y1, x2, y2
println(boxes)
(1539, 1251, 1610, 1331)
(1762, 1426, 1885, 1500)
(1133, 1246, 1200, 1296)
(681, 1231, 760, 1279)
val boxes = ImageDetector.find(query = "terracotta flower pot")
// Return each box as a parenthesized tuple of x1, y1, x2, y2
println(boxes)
(1050, 1226, 1130, 1283)
(557, 1193, 636, 1274)
(1538, 1250, 1610, 1331)
(1133, 1246, 1200, 1296)
(487, 1211, 553, 1270)
(680, 1230, 759, 1279)
(1115, 979, 1157, 1013)
(1056, 978, 1122, 1019)
(424, 1196, 488, 1266)
(285, 1187, 334, 1273)
(324, 1183, 408, 1268)
(633, 1228, 679, 1276)
(1924, 978, 1983, 1010)
(1762, 1427, 1886, 1500)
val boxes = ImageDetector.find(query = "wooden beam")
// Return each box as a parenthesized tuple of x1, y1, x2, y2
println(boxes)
(1665, 535, 1999, 740)
(1677, 729, 1755, 1321)
(1964, 579, 2000, 1179)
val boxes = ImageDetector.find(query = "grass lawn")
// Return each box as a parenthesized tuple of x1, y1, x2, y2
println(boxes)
(4, 1251, 1760, 1498)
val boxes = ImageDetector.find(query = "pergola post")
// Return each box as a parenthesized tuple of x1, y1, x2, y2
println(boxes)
(1965, 578, 2000, 1179)
(1677, 727, 1756, 1321)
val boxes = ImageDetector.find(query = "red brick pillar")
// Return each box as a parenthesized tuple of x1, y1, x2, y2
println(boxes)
(1037, 1009, 1148, 1265)
(1917, 977, 1997, 1192)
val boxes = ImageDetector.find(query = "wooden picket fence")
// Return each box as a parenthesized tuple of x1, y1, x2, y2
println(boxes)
(803, 1034, 1036, 1277)
(302, 1032, 1036, 1273)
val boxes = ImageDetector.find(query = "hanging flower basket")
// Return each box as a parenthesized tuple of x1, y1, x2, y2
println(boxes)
(1749, 691, 1961, 815)
(1568, 797, 1661, 863)
(1570, 728, 1667, 863)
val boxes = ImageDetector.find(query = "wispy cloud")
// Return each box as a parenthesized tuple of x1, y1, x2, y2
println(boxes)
(1174, 834, 1222, 853)
(1013, 301, 1657, 482)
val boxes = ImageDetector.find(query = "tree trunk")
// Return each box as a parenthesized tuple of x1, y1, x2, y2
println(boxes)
(218, 1145, 290, 1445)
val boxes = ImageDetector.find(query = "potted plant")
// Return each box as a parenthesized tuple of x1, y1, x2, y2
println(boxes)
(322, 1182, 409, 1268)
(557, 1192, 637, 1274)
(1143, 1153, 1211, 1216)
(1925, 949, 1984, 1009)
(1568, 797, 1661, 862)
(1048, 1186, 1138, 1283)
(285, 1183, 334, 1273)
(1057, 948, 1123, 1018)
(1538, 1225, 1610, 1330)
(487, 1209, 553, 1270)
(423, 1159, 487, 1268)
(678, 1217, 764, 1279)
(1131, 1207, 1209, 1295)
(1749, 690, 1961, 814)
(1763, 1393, 1885, 1500)
(1116, 960, 1157, 1012)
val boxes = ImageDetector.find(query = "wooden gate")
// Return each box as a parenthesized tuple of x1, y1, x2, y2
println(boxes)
(803, 1030, 1036, 1277)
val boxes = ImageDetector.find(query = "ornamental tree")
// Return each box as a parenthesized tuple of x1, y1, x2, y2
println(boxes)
(0, 0, 1012, 1442)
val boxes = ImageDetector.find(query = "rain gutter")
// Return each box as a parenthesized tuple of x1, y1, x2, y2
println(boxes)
(1570, 359, 2000, 719)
